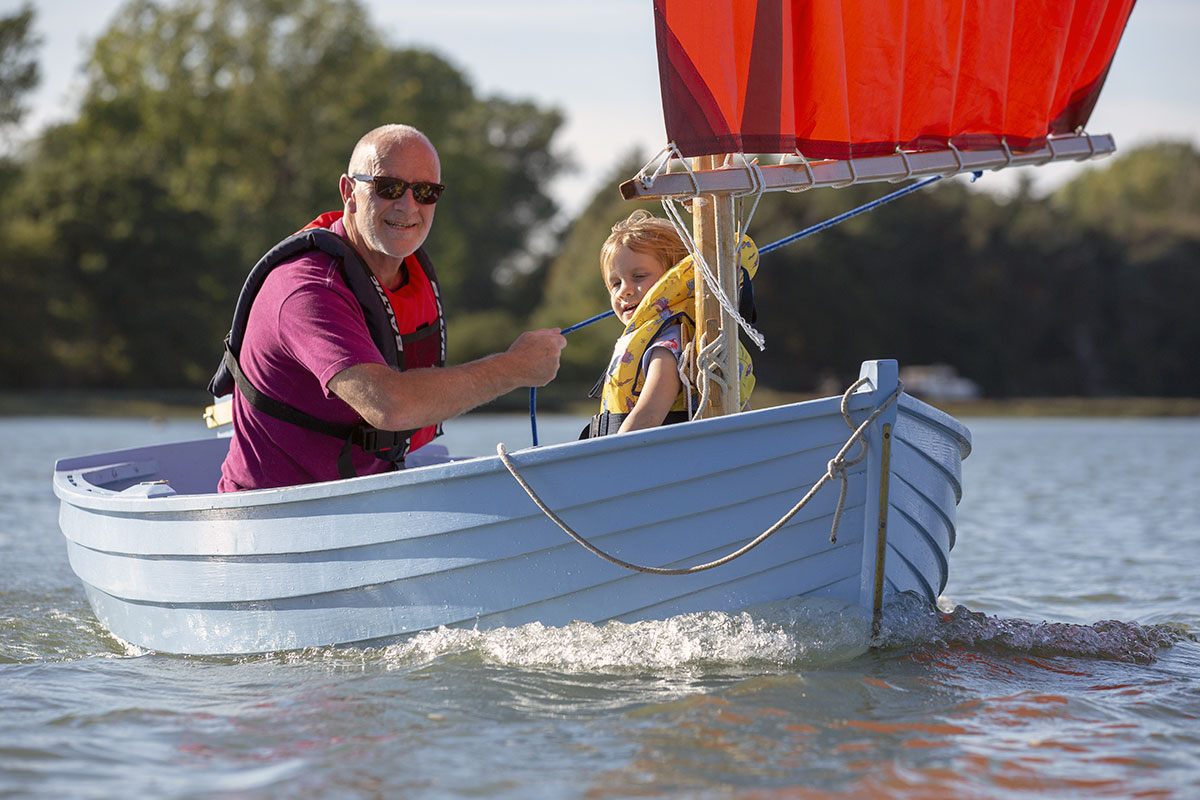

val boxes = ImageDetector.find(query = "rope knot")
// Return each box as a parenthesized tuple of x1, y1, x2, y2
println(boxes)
(827, 455, 847, 481)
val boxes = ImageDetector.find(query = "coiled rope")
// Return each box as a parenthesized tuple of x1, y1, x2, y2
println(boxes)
(498, 376, 902, 575)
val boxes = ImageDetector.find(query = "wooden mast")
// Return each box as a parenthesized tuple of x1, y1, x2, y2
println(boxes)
(691, 155, 741, 418)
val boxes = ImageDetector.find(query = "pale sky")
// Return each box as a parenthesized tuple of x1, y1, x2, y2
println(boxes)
(6, 0, 1199, 214)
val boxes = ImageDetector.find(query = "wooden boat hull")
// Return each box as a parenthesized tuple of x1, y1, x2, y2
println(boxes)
(52, 360, 970, 655)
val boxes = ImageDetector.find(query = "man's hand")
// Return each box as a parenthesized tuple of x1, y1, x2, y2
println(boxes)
(505, 328, 566, 387)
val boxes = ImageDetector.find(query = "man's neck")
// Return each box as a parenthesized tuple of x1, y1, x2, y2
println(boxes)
(362, 252, 408, 291)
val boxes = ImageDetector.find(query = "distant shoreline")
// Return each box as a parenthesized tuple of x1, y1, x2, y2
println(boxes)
(4, 388, 1200, 419)
(0, 390, 212, 419)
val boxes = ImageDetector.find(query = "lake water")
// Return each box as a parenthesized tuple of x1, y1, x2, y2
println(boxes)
(3, 413, 1198, 798)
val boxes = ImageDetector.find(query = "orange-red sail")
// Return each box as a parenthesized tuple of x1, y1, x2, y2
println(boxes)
(654, 0, 1137, 159)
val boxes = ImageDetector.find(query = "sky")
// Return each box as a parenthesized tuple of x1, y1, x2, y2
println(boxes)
(5, 0, 1199, 216)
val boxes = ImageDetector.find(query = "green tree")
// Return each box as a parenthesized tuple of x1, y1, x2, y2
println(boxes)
(0, 3, 40, 381)
(1051, 142, 1200, 395)
(1, 0, 566, 388)
(0, 3, 38, 132)
(76, 0, 564, 310)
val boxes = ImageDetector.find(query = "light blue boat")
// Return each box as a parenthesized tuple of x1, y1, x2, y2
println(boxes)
(52, 360, 970, 655)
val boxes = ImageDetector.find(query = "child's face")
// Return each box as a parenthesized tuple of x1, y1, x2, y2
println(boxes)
(607, 246, 669, 325)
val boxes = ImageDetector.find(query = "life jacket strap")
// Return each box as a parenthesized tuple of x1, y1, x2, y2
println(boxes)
(582, 409, 691, 438)
(224, 341, 351, 440)
(225, 341, 412, 478)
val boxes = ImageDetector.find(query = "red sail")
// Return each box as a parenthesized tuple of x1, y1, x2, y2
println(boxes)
(654, 0, 1137, 159)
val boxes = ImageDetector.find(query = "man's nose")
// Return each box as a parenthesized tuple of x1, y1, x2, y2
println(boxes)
(391, 189, 419, 210)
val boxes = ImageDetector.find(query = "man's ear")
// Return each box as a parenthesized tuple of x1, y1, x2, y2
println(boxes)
(339, 175, 356, 211)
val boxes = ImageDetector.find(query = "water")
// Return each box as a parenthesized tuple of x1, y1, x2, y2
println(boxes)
(3, 414, 1198, 798)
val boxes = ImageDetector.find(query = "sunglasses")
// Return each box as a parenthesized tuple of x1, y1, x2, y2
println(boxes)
(349, 174, 445, 204)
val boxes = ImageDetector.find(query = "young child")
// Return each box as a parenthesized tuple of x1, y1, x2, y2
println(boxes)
(587, 210, 757, 437)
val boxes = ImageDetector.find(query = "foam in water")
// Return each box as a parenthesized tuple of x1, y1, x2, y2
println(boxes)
(262, 593, 1189, 669)
(376, 596, 874, 672)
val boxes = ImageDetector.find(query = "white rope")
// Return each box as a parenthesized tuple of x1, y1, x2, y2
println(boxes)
(495, 377, 903, 575)
(889, 147, 915, 183)
(636, 142, 698, 195)
(728, 152, 765, 244)
(781, 149, 817, 193)
(690, 329, 730, 421)
(678, 333, 696, 418)
(660, 194, 766, 351)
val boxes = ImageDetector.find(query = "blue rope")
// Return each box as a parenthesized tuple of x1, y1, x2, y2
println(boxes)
(562, 309, 615, 335)
(528, 174, 946, 446)
(529, 311, 616, 446)
(759, 174, 942, 254)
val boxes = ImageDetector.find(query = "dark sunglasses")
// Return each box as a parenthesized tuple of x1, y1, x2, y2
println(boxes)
(349, 174, 445, 204)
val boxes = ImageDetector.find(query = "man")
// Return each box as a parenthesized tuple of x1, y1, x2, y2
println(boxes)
(216, 124, 565, 491)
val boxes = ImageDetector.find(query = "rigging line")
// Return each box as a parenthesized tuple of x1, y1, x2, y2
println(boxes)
(556, 174, 942, 339)
(759, 174, 942, 255)
(661, 195, 766, 351)
(562, 309, 615, 335)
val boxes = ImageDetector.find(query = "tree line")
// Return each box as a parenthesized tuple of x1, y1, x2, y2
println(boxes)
(2, 1, 1198, 402)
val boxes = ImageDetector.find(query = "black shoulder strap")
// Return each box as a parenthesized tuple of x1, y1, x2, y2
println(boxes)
(222, 340, 354, 441)
(582, 410, 691, 438)
(209, 228, 405, 396)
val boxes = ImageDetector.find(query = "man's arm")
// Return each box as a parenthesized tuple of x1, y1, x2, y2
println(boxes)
(327, 328, 566, 431)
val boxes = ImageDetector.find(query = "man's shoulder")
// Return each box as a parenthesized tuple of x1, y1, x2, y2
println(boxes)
(262, 246, 347, 294)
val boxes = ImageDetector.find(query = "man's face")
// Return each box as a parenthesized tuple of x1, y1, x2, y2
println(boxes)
(345, 137, 440, 262)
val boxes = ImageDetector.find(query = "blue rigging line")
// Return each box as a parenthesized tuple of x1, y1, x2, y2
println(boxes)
(759, 174, 943, 254)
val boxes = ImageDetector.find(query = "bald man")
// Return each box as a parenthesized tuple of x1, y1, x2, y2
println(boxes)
(216, 124, 565, 491)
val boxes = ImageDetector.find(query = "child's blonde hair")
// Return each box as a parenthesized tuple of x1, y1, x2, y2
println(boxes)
(600, 210, 690, 278)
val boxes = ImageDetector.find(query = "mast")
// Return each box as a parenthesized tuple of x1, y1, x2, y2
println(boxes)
(691, 154, 741, 418)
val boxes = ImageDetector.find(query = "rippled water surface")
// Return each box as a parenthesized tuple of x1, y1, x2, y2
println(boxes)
(3, 414, 1198, 798)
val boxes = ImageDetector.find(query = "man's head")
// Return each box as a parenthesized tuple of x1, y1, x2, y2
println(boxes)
(340, 125, 442, 278)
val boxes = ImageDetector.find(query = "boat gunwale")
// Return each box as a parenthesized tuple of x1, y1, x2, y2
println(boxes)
(53, 388, 885, 514)
(897, 393, 973, 459)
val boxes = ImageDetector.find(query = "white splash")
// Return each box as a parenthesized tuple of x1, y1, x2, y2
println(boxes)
(379, 596, 873, 672)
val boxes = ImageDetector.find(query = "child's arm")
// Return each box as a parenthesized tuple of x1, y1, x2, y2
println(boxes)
(618, 349, 683, 434)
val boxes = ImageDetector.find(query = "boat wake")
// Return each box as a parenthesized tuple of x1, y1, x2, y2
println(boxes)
(249, 592, 1198, 673)
(875, 593, 1193, 664)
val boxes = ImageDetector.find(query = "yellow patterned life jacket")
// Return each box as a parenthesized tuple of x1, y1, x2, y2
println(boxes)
(596, 236, 759, 419)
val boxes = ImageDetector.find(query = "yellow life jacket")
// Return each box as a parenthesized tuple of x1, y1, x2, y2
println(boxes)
(596, 237, 759, 420)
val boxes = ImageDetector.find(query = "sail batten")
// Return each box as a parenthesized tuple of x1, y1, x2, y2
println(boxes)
(654, 0, 1137, 159)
